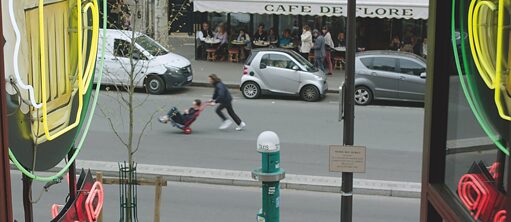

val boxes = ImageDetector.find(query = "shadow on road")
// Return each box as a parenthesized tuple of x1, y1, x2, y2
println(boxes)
(369, 100, 424, 108)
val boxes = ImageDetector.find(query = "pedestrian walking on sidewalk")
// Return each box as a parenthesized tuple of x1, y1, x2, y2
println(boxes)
(312, 29, 326, 72)
(208, 74, 246, 131)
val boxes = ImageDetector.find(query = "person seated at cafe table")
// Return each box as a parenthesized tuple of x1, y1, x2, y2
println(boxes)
(268, 27, 278, 46)
(236, 29, 251, 59)
(336, 32, 346, 48)
(236, 29, 251, 46)
(253, 23, 268, 42)
(279, 29, 293, 47)
(214, 24, 228, 61)
(196, 22, 214, 60)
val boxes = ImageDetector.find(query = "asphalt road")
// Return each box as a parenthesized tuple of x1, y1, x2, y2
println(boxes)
(77, 86, 426, 182)
(10, 172, 419, 222)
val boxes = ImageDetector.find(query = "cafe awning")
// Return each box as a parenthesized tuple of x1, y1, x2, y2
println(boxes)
(193, 0, 429, 20)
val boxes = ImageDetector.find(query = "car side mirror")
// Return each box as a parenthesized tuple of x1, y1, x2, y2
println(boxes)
(260, 63, 267, 69)
(420, 72, 427, 79)
(292, 65, 300, 71)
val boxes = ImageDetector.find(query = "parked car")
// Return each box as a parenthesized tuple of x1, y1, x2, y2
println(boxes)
(95, 29, 192, 94)
(240, 48, 328, 101)
(354, 50, 427, 105)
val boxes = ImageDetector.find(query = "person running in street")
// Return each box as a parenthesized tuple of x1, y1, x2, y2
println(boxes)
(208, 74, 246, 130)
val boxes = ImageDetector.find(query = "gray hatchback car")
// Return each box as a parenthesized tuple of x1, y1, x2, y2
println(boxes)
(354, 50, 427, 105)
(240, 48, 328, 101)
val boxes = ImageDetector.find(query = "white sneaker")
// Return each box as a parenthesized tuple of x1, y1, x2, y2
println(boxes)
(219, 120, 232, 130)
(235, 122, 246, 131)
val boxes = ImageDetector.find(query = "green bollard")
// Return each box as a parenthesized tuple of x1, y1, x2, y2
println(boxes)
(252, 131, 285, 222)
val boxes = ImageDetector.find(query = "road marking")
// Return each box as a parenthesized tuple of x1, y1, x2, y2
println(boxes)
(183, 43, 195, 46)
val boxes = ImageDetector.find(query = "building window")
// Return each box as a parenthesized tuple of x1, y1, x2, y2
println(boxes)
(230, 13, 250, 38)
(253, 14, 274, 35)
(207, 13, 227, 33)
(278, 15, 300, 38)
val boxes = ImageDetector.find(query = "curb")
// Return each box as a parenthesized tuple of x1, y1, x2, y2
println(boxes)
(190, 82, 340, 94)
(37, 160, 420, 198)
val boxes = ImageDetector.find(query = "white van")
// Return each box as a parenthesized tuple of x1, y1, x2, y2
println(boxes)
(95, 29, 192, 94)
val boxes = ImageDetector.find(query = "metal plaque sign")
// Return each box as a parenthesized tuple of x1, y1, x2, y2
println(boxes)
(329, 145, 366, 173)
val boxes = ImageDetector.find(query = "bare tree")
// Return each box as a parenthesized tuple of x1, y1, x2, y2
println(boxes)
(98, 1, 190, 220)
(98, 0, 162, 221)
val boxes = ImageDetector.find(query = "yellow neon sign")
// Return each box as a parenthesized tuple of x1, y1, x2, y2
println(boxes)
(38, 0, 99, 141)
(468, 0, 511, 120)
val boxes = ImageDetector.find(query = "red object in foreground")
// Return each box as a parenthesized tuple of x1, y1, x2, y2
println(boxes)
(51, 170, 104, 222)
(458, 164, 507, 222)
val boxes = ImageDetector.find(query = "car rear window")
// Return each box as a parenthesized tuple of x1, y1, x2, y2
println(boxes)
(245, 52, 257, 65)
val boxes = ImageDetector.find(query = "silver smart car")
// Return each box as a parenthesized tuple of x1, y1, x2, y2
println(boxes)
(240, 48, 328, 102)
(354, 50, 427, 105)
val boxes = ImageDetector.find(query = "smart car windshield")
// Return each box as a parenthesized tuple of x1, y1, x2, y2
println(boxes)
(135, 35, 168, 56)
(288, 51, 317, 72)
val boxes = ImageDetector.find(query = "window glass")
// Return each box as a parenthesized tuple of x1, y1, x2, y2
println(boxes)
(134, 35, 168, 56)
(268, 54, 296, 69)
(399, 59, 425, 76)
(230, 13, 250, 38)
(279, 15, 300, 40)
(260, 54, 270, 66)
(360, 57, 373, 69)
(207, 13, 227, 32)
(253, 15, 273, 35)
(288, 50, 316, 72)
(114, 39, 144, 59)
(444, 1, 510, 220)
(371, 57, 396, 72)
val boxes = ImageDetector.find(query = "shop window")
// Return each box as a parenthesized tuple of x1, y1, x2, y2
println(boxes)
(278, 15, 300, 39)
(253, 14, 274, 35)
(207, 13, 227, 33)
(303, 15, 322, 31)
(325, 17, 346, 45)
(230, 13, 250, 38)
(445, 1, 510, 221)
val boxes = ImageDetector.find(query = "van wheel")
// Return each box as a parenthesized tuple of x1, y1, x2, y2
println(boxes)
(146, 75, 165, 94)
(241, 82, 261, 99)
(300, 85, 320, 102)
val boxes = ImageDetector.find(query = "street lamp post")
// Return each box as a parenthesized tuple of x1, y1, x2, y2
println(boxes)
(341, 0, 356, 222)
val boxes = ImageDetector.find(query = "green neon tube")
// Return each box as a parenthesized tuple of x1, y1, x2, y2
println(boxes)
(8, 0, 108, 182)
(451, 0, 509, 155)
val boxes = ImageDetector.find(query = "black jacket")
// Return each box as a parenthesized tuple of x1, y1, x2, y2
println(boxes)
(212, 82, 232, 104)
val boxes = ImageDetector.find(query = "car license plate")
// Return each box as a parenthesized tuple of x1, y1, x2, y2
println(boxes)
(187, 75, 193, 81)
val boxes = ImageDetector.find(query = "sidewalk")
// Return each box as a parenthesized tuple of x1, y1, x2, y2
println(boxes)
(166, 35, 345, 92)
(190, 60, 345, 93)
(45, 160, 420, 198)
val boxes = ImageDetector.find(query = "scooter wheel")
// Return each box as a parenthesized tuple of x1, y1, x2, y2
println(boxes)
(183, 128, 192, 134)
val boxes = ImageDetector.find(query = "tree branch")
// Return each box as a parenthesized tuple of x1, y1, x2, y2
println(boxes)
(97, 104, 128, 147)
(133, 107, 162, 154)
